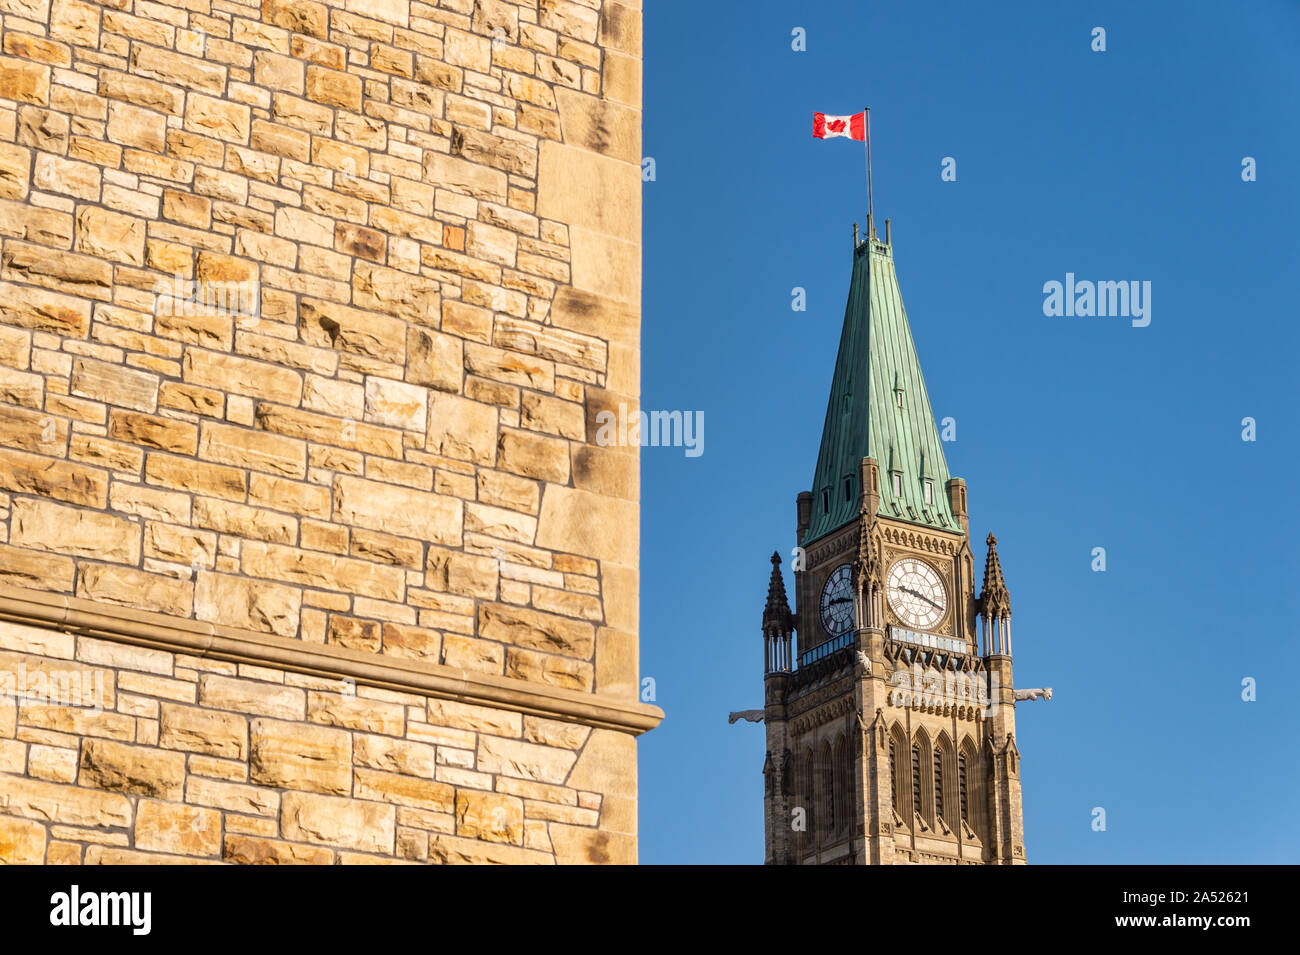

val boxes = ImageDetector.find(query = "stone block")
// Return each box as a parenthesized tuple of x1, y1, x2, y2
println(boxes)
(135, 799, 221, 856)
(0, 815, 47, 863)
(455, 789, 523, 845)
(71, 357, 158, 412)
(334, 476, 463, 546)
(250, 718, 352, 794)
(10, 498, 139, 564)
(281, 791, 395, 853)
(537, 486, 637, 565)
(223, 835, 333, 865)
(78, 565, 193, 616)
(159, 703, 247, 760)
(78, 739, 185, 799)
(364, 377, 427, 432)
(195, 572, 301, 639)
(477, 735, 577, 785)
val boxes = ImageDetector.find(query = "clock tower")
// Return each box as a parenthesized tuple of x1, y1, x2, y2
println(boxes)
(759, 223, 1036, 865)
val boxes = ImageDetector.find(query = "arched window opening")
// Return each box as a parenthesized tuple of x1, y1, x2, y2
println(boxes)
(890, 726, 911, 828)
(888, 739, 897, 813)
(819, 742, 835, 842)
(933, 748, 945, 825)
(798, 749, 814, 857)
(837, 738, 847, 836)
(958, 753, 969, 825)
(844, 742, 852, 834)
(805, 750, 816, 846)
(911, 744, 922, 822)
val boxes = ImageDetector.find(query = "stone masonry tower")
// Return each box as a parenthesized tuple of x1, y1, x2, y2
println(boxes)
(760, 224, 1034, 865)
(0, 0, 660, 864)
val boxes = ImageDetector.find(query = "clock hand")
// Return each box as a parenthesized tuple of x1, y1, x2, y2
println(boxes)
(900, 586, 942, 611)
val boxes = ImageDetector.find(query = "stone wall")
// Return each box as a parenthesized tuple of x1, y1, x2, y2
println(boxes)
(0, 615, 638, 863)
(0, 0, 654, 863)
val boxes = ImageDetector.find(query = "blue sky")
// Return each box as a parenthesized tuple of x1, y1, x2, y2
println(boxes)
(636, 0, 1300, 864)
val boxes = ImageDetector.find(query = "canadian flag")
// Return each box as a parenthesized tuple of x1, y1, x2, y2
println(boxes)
(813, 111, 866, 141)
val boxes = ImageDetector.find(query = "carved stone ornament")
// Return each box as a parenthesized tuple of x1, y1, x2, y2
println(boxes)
(1013, 688, 1052, 702)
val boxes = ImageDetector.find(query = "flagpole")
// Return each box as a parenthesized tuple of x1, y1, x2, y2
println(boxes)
(865, 107, 873, 239)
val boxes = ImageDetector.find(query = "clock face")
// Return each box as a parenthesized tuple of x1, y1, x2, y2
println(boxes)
(819, 564, 855, 636)
(886, 557, 948, 630)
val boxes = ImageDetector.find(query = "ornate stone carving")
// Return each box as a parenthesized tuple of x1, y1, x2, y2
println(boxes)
(880, 525, 960, 555)
(807, 525, 857, 570)
(1013, 688, 1052, 702)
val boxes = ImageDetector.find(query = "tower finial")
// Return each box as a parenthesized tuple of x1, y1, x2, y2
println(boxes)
(763, 551, 791, 629)
(980, 534, 1011, 616)
(979, 533, 1012, 656)
(762, 552, 793, 674)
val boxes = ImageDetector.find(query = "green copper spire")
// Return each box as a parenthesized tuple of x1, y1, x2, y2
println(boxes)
(803, 236, 957, 543)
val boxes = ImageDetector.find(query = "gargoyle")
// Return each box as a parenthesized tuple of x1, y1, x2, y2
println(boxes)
(728, 710, 765, 724)
(1013, 687, 1053, 702)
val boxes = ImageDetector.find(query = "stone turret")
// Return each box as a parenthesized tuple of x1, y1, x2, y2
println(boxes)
(976, 533, 1025, 862)
(979, 533, 1012, 656)
(763, 552, 794, 673)
(761, 551, 795, 863)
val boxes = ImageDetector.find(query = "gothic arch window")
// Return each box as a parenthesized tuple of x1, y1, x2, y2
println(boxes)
(957, 751, 969, 825)
(960, 737, 983, 842)
(912, 729, 933, 828)
(888, 724, 909, 824)
(789, 751, 801, 858)
(799, 747, 815, 857)
(933, 733, 954, 832)
(844, 735, 854, 834)
(837, 738, 847, 841)
(806, 748, 817, 842)
(819, 740, 834, 842)
(888, 737, 897, 814)
(910, 744, 923, 826)
(933, 748, 945, 826)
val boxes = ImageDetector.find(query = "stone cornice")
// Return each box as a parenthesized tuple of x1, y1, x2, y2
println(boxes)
(0, 583, 664, 736)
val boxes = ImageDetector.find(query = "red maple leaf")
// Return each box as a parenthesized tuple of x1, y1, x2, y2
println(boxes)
(827, 119, 847, 133)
